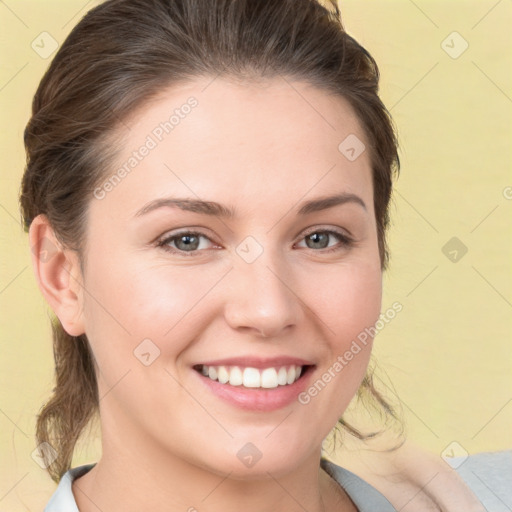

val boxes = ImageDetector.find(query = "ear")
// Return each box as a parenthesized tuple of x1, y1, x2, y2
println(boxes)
(29, 214, 85, 336)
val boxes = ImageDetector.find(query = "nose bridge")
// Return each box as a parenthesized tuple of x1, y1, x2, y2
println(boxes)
(224, 241, 301, 337)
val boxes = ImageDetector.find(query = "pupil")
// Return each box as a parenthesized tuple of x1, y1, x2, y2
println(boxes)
(308, 232, 328, 249)
(178, 235, 198, 251)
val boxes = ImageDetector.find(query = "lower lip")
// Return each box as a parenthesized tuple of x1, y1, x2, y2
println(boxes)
(194, 366, 315, 412)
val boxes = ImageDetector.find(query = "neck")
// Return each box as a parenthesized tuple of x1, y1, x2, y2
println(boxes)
(72, 428, 350, 512)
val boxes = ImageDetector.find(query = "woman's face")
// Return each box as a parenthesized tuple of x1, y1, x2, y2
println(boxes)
(78, 77, 382, 477)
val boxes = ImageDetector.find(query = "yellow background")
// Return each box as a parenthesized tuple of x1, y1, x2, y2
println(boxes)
(1, 1, 510, 509)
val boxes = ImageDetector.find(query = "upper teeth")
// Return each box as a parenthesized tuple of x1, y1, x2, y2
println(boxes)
(200, 365, 303, 388)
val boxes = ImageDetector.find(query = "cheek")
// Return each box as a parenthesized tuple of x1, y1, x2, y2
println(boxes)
(78, 240, 382, 464)
(309, 259, 382, 394)
(312, 258, 382, 347)
(82, 245, 381, 358)
(290, 259, 382, 440)
(80, 252, 224, 374)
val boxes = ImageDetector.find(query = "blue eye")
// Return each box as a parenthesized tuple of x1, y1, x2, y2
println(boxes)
(156, 228, 353, 256)
(297, 229, 353, 253)
(157, 231, 215, 255)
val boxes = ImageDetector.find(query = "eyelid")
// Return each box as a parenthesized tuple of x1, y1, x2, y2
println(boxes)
(155, 224, 355, 256)
(298, 224, 353, 241)
(294, 226, 354, 253)
(155, 228, 220, 253)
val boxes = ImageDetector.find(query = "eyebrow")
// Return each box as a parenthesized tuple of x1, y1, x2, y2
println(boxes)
(134, 193, 367, 219)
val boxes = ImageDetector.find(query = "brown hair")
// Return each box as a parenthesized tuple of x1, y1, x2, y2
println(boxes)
(20, 0, 400, 483)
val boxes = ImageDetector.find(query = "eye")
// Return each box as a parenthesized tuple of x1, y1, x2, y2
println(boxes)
(296, 228, 353, 253)
(156, 230, 217, 255)
(156, 227, 354, 257)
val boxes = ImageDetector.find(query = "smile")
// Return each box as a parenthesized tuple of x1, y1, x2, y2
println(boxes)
(195, 364, 304, 389)
(192, 357, 315, 411)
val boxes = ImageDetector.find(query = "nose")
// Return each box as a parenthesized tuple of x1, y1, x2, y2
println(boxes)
(223, 251, 303, 339)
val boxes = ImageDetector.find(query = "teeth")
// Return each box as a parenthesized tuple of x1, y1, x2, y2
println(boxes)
(208, 366, 218, 380)
(229, 366, 243, 386)
(261, 368, 278, 389)
(217, 366, 229, 384)
(243, 368, 260, 388)
(277, 367, 288, 386)
(286, 366, 296, 385)
(199, 364, 304, 388)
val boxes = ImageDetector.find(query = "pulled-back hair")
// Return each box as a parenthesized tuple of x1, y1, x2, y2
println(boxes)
(20, 0, 400, 483)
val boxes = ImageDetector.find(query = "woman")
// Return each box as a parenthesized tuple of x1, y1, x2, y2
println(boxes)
(21, 0, 484, 510)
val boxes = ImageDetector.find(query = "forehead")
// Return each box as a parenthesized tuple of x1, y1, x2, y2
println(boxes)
(95, 77, 374, 218)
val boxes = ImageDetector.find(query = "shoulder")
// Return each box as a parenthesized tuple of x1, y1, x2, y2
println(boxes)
(331, 442, 488, 512)
(44, 464, 95, 512)
(321, 458, 398, 511)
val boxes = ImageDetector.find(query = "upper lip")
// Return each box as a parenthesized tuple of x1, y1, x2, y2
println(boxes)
(195, 356, 315, 369)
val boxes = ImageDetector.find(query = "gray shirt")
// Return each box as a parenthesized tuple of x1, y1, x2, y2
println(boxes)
(44, 458, 397, 511)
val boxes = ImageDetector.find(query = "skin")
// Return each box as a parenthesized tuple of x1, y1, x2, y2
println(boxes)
(339, 440, 486, 511)
(31, 77, 377, 511)
(30, 79, 477, 512)
(30, 77, 483, 512)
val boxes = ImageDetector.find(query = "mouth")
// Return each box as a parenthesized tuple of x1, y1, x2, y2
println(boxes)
(193, 364, 314, 389)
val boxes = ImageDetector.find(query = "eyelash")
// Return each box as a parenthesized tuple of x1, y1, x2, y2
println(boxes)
(155, 227, 354, 257)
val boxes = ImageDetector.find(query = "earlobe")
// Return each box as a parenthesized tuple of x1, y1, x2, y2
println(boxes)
(29, 214, 85, 337)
